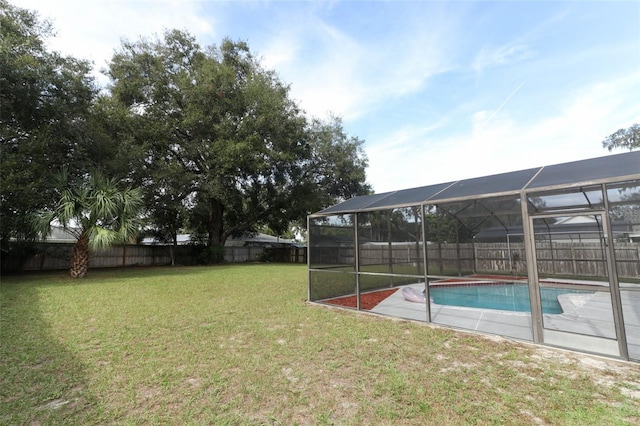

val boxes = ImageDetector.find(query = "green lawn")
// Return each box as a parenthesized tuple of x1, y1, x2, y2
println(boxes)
(1, 264, 639, 425)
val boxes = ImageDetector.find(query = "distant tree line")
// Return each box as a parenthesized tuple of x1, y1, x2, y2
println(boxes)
(0, 1, 371, 269)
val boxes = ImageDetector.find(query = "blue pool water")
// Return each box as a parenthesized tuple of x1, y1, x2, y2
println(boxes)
(430, 284, 590, 314)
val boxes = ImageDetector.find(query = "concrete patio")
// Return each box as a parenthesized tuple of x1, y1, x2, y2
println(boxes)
(369, 284, 640, 361)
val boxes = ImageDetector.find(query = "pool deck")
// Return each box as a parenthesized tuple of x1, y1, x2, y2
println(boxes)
(369, 284, 640, 360)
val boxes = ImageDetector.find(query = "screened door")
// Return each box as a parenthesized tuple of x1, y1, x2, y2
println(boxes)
(530, 211, 626, 358)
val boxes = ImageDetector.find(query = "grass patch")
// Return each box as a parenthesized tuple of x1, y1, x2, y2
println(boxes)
(1, 264, 639, 424)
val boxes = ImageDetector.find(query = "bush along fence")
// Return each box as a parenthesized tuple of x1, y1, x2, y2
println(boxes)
(1, 243, 308, 273)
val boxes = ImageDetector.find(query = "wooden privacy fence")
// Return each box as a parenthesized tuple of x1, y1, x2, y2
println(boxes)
(5, 243, 307, 272)
(314, 242, 640, 278)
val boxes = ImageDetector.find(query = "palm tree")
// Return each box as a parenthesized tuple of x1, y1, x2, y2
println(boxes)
(33, 170, 143, 278)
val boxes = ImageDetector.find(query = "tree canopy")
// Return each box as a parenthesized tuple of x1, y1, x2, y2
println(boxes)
(601, 123, 639, 152)
(2, 2, 371, 265)
(105, 30, 370, 254)
(0, 0, 96, 245)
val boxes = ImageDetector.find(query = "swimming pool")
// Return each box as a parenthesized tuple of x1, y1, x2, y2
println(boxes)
(430, 284, 591, 314)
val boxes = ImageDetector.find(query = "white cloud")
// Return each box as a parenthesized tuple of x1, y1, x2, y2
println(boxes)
(19, 0, 216, 84)
(260, 37, 300, 71)
(260, 17, 368, 119)
(12, 0, 638, 198)
(473, 42, 533, 73)
(470, 4, 573, 74)
(21, 0, 453, 121)
(366, 73, 640, 193)
(259, 7, 454, 121)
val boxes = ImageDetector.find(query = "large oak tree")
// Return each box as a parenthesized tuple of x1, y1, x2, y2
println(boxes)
(106, 30, 370, 259)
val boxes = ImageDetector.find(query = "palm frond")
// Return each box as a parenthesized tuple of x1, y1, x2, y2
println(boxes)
(59, 188, 80, 224)
(31, 210, 56, 239)
(33, 169, 144, 261)
(88, 226, 118, 251)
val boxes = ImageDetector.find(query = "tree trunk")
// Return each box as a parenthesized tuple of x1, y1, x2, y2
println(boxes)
(70, 234, 90, 278)
(207, 198, 225, 263)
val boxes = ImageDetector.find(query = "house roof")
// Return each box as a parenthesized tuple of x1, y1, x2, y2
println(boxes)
(312, 151, 640, 216)
(43, 226, 78, 243)
(474, 220, 635, 242)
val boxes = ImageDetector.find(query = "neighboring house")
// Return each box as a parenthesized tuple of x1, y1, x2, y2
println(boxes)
(140, 233, 301, 248)
(42, 226, 79, 243)
(140, 234, 191, 245)
(225, 233, 300, 247)
(43, 227, 302, 247)
(475, 217, 637, 243)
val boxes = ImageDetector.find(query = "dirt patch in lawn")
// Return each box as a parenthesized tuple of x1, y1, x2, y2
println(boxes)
(323, 288, 398, 310)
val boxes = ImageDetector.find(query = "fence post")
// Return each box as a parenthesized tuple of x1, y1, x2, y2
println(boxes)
(39, 245, 45, 271)
(472, 239, 477, 274)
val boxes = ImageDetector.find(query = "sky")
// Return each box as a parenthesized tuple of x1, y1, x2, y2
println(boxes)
(16, 0, 640, 194)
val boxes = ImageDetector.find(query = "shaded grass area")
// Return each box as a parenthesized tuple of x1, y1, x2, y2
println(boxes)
(1, 264, 639, 424)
